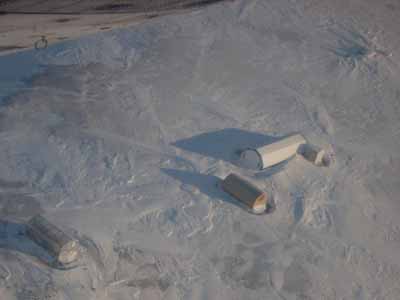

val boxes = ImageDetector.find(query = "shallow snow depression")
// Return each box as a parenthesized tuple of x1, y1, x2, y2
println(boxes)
(1, 0, 400, 299)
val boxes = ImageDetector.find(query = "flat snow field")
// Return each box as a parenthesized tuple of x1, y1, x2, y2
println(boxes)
(1, 0, 400, 299)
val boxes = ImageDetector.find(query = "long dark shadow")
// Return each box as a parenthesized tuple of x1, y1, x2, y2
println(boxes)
(172, 128, 279, 166)
(0, 219, 61, 268)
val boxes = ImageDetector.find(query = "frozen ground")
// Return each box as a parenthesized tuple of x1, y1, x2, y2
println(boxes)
(1, 0, 400, 299)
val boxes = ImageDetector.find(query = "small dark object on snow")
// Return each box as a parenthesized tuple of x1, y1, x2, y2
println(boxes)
(299, 144, 331, 167)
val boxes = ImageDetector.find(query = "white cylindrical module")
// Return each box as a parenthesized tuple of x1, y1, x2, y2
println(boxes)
(240, 134, 306, 170)
(27, 215, 80, 265)
(221, 173, 268, 214)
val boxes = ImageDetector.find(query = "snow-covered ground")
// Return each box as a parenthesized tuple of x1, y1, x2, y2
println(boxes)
(1, 0, 400, 299)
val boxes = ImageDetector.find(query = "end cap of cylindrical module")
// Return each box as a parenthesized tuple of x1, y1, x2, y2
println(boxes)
(58, 240, 80, 265)
(240, 149, 263, 170)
